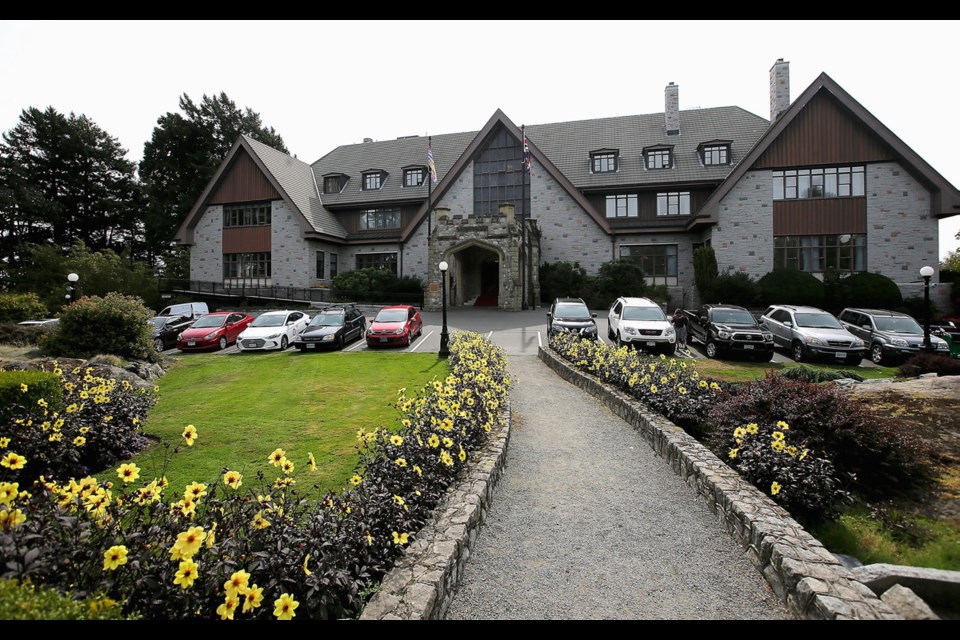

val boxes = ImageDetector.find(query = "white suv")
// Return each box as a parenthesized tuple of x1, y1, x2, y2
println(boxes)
(607, 297, 676, 355)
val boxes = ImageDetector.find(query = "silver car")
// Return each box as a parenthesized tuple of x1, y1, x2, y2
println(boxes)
(838, 308, 950, 365)
(759, 305, 867, 365)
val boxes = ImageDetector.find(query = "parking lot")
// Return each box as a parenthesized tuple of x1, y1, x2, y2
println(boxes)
(160, 305, 881, 367)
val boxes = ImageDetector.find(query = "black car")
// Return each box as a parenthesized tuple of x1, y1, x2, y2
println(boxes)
(150, 314, 195, 353)
(294, 304, 366, 351)
(546, 297, 599, 340)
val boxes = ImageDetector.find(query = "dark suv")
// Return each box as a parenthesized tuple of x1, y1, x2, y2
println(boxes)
(546, 297, 598, 340)
(294, 303, 366, 351)
(838, 308, 951, 365)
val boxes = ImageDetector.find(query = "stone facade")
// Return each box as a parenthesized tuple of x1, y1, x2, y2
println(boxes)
(709, 169, 775, 282)
(614, 232, 699, 310)
(190, 204, 223, 282)
(533, 167, 611, 275)
(271, 200, 313, 288)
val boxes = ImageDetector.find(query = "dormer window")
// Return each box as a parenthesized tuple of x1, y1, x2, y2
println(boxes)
(403, 166, 425, 187)
(699, 140, 731, 166)
(643, 145, 673, 170)
(363, 170, 386, 191)
(590, 150, 618, 173)
(323, 173, 348, 195)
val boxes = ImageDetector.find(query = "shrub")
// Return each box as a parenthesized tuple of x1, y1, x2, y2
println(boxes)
(707, 270, 760, 308)
(0, 331, 510, 620)
(898, 295, 938, 322)
(693, 246, 718, 302)
(832, 272, 903, 311)
(539, 261, 587, 304)
(707, 372, 932, 502)
(757, 269, 825, 308)
(778, 364, 864, 383)
(896, 352, 960, 378)
(0, 293, 48, 324)
(38, 293, 154, 361)
(0, 323, 52, 347)
(331, 268, 424, 304)
(0, 579, 130, 620)
(0, 363, 154, 484)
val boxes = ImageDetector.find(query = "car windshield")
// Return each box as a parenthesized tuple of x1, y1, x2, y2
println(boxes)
(190, 315, 226, 328)
(309, 311, 344, 327)
(149, 316, 170, 329)
(713, 310, 756, 324)
(794, 312, 842, 329)
(874, 316, 922, 334)
(251, 314, 286, 327)
(555, 304, 591, 320)
(622, 306, 665, 321)
(375, 309, 408, 323)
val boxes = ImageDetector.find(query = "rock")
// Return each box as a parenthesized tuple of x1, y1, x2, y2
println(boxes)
(880, 584, 939, 620)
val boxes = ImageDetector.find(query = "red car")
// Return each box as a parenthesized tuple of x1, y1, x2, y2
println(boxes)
(176, 311, 253, 351)
(365, 305, 423, 347)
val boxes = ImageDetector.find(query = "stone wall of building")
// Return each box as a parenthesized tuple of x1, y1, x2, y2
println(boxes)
(271, 200, 313, 288)
(532, 169, 612, 275)
(190, 204, 223, 282)
(709, 169, 775, 281)
(614, 232, 699, 311)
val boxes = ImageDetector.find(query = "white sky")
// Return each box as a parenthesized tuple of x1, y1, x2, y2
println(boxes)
(2, 19, 958, 260)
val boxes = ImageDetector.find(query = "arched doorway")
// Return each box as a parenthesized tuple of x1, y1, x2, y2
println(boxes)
(447, 242, 502, 308)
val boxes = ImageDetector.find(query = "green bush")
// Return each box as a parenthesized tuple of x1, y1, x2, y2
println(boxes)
(831, 272, 903, 311)
(778, 364, 864, 383)
(0, 579, 130, 620)
(693, 246, 719, 302)
(0, 293, 48, 324)
(896, 352, 960, 378)
(0, 323, 52, 347)
(898, 295, 938, 322)
(758, 269, 825, 308)
(0, 369, 62, 423)
(539, 261, 588, 303)
(707, 271, 760, 308)
(332, 268, 424, 304)
(38, 293, 154, 361)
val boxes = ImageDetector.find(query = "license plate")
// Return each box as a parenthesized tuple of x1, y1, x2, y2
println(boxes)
(835, 352, 846, 358)
(646, 341, 655, 347)
(379, 338, 388, 343)
(306, 344, 315, 349)
(187, 341, 196, 346)
(743, 344, 754, 350)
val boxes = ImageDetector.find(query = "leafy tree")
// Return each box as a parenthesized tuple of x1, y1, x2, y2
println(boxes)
(693, 246, 719, 301)
(539, 261, 587, 303)
(139, 93, 287, 270)
(0, 107, 141, 275)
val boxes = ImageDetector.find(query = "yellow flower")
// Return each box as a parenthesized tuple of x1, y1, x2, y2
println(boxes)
(392, 531, 409, 545)
(439, 450, 453, 467)
(170, 526, 206, 560)
(350, 474, 363, 486)
(224, 569, 251, 597)
(733, 427, 747, 439)
(395, 458, 407, 467)
(710, 382, 721, 391)
(771, 482, 782, 496)
(772, 431, 785, 441)
(799, 449, 809, 461)
(1, 452, 26, 470)
(206, 522, 217, 548)
(280, 458, 295, 475)
(442, 437, 453, 449)
(37, 398, 47, 408)
(728, 448, 738, 459)
(307, 452, 317, 472)
(182, 425, 197, 446)
(223, 470, 242, 489)
(242, 584, 264, 613)
(441, 417, 454, 432)
(771, 440, 785, 453)
(458, 447, 467, 462)
(269, 448, 286, 466)
(776, 421, 790, 430)
(217, 595, 239, 621)
(364, 531, 374, 546)
(0, 437, 8, 448)
(173, 559, 199, 589)
(650, 385, 658, 394)
(103, 545, 129, 571)
(184, 482, 207, 501)
(48, 433, 63, 443)
(273, 593, 299, 620)
(117, 463, 140, 483)
(0, 508, 26, 530)
(0, 482, 18, 506)
(252, 511, 271, 530)
(20, 383, 28, 393)
(746, 423, 759, 435)
(390, 435, 404, 446)
(73, 436, 86, 447)
(412, 465, 422, 477)
(427, 434, 440, 448)
(786, 446, 799, 457)
(393, 495, 405, 507)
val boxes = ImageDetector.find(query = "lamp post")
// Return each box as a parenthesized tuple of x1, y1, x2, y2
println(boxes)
(920, 265, 934, 353)
(438, 260, 450, 358)
(67, 272, 79, 301)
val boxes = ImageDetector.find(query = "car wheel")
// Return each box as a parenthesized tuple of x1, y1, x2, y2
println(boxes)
(870, 343, 885, 365)
(218, 336, 227, 351)
(846, 356, 863, 367)
(608, 325, 615, 340)
(757, 351, 775, 362)
(280, 336, 288, 350)
(705, 341, 718, 358)
(616, 332, 625, 348)
(405, 332, 412, 347)
(664, 345, 676, 356)
(791, 342, 806, 363)
(337, 334, 345, 350)
(153, 338, 164, 353)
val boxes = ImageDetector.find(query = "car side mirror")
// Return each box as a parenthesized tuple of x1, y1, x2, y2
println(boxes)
(546, 312, 553, 319)
(784, 321, 793, 328)
(861, 324, 871, 331)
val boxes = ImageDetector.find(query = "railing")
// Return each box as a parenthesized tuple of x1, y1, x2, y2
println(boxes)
(159, 278, 424, 309)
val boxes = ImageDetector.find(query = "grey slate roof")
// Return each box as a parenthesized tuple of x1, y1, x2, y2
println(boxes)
(243, 135, 348, 238)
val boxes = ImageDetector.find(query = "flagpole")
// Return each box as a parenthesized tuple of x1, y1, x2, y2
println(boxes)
(520, 125, 527, 310)
(427, 136, 433, 239)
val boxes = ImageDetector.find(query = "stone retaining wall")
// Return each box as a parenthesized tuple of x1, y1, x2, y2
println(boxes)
(359, 404, 511, 620)
(538, 346, 900, 620)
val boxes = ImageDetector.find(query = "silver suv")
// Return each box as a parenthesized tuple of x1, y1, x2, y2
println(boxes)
(759, 305, 866, 365)
(838, 308, 950, 365)
(607, 297, 676, 355)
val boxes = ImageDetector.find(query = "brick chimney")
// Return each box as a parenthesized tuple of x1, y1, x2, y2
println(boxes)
(769, 58, 790, 121)
(665, 82, 680, 136)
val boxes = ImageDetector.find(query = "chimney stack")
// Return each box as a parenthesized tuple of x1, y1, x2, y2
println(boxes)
(665, 82, 680, 135)
(769, 59, 790, 121)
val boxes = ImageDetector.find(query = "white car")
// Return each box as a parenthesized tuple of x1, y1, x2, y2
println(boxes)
(237, 310, 310, 351)
(607, 296, 676, 355)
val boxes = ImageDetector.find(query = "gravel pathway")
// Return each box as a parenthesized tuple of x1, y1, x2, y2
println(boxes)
(444, 355, 794, 620)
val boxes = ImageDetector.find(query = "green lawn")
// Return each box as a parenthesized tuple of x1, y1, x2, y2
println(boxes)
(104, 351, 449, 495)
(690, 357, 897, 383)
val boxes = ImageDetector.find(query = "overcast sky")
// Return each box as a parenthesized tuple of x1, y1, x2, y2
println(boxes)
(2, 19, 958, 260)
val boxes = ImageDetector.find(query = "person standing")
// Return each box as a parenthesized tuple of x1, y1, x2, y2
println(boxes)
(672, 308, 688, 350)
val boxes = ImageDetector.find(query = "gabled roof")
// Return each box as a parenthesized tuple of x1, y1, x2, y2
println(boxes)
(176, 135, 347, 245)
(696, 72, 960, 224)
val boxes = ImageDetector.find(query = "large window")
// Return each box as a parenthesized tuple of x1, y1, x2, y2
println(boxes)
(316, 251, 325, 279)
(223, 203, 271, 227)
(404, 168, 425, 187)
(358, 208, 401, 230)
(656, 192, 690, 216)
(772, 166, 865, 200)
(356, 252, 397, 274)
(774, 234, 866, 273)
(473, 128, 528, 216)
(330, 253, 338, 278)
(323, 175, 345, 194)
(363, 172, 383, 191)
(605, 194, 638, 218)
(701, 145, 729, 166)
(620, 244, 678, 286)
(223, 252, 271, 279)
(645, 149, 672, 170)
(591, 152, 618, 173)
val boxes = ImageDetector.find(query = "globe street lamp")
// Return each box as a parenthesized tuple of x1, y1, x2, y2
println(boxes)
(67, 272, 80, 301)
(438, 261, 450, 358)
(920, 265, 934, 353)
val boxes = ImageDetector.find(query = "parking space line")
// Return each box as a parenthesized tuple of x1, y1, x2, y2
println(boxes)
(409, 331, 434, 352)
(345, 339, 366, 352)
(537, 331, 542, 349)
(486, 330, 493, 341)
